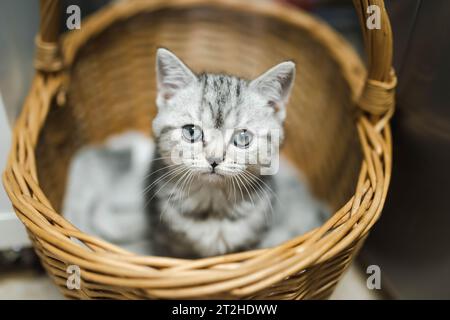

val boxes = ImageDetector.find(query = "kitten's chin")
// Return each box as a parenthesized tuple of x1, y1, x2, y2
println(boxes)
(201, 172, 225, 184)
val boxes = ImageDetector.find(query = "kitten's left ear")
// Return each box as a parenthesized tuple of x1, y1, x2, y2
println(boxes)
(250, 61, 296, 108)
(156, 48, 197, 101)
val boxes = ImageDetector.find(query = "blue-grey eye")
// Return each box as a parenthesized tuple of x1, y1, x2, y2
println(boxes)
(182, 124, 203, 143)
(233, 129, 253, 148)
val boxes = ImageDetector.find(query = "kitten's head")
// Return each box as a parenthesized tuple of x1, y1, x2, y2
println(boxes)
(153, 48, 295, 183)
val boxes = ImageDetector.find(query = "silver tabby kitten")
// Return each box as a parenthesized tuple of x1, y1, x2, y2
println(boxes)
(146, 48, 295, 258)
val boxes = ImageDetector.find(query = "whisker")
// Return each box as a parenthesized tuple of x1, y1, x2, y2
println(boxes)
(230, 175, 237, 206)
(244, 170, 280, 204)
(186, 171, 197, 200)
(143, 167, 189, 208)
(159, 169, 192, 221)
(234, 174, 245, 202)
(236, 172, 255, 208)
(141, 162, 181, 182)
(240, 171, 273, 224)
(178, 172, 198, 214)
(141, 165, 185, 196)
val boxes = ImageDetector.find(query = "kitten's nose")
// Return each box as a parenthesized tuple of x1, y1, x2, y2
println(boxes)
(207, 157, 223, 169)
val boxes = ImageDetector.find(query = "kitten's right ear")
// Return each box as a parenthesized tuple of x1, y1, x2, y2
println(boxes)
(156, 48, 197, 101)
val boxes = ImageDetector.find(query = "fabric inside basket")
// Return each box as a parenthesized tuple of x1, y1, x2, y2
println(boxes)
(62, 131, 329, 256)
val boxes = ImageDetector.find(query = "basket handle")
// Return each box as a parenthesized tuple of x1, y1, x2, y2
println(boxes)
(353, 0, 397, 116)
(35, 0, 62, 72)
(35, 0, 396, 115)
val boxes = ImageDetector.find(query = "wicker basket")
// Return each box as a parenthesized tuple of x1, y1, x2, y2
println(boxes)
(2, 0, 396, 299)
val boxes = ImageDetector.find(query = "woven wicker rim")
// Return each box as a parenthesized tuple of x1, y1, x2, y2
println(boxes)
(2, 0, 396, 299)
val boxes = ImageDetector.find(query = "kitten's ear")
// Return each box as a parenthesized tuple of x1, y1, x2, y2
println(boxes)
(156, 48, 197, 100)
(250, 61, 296, 107)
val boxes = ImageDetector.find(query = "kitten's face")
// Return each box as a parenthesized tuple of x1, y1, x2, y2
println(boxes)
(153, 48, 295, 183)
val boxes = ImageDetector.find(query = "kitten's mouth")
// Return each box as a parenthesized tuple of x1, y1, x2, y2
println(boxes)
(202, 171, 225, 182)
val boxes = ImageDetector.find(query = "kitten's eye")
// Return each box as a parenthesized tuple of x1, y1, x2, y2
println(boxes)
(233, 129, 253, 148)
(182, 124, 203, 143)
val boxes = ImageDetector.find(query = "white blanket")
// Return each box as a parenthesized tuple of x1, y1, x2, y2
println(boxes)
(63, 131, 327, 255)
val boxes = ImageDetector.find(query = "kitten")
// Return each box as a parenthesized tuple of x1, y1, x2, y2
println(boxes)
(146, 48, 295, 258)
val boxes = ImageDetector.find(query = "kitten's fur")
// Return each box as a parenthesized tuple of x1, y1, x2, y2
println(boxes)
(146, 48, 295, 258)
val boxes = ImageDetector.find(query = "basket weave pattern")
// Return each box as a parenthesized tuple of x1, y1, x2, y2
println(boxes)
(2, 0, 395, 299)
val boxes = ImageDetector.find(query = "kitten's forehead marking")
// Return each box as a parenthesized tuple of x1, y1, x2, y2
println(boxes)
(199, 73, 245, 129)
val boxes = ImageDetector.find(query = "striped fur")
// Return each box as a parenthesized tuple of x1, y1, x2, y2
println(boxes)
(146, 48, 295, 258)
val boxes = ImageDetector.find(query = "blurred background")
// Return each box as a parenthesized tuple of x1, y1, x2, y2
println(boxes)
(0, 0, 449, 299)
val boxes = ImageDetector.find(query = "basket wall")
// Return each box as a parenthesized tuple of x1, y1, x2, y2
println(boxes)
(37, 5, 365, 213)
(2, 0, 394, 300)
